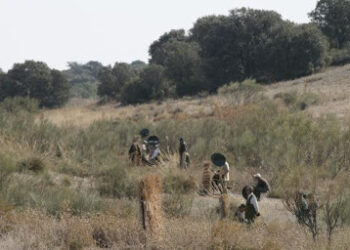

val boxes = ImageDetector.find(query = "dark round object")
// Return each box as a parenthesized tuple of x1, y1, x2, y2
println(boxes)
(211, 153, 226, 167)
(140, 129, 150, 138)
(242, 185, 253, 200)
(148, 135, 159, 145)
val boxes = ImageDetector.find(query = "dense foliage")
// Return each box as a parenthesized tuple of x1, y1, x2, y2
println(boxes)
(63, 61, 103, 99)
(310, 0, 350, 49)
(2, 1, 350, 106)
(0, 61, 70, 108)
(97, 6, 334, 104)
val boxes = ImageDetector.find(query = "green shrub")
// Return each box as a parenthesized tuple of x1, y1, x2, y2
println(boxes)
(0, 97, 39, 114)
(218, 79, 265, 104)
(329, 45, 350, 65)
(162, 193, 194, 218)
(17, 157, 45, 173)
(274, 91, 320, 111)
(97, 165, 138, 199)
(0, 152, 16, 190)
(274, 91, 298, 106)
(163, 173, 197, 195)
(0, 174, 103, 216)
(70, 190, 103, 215)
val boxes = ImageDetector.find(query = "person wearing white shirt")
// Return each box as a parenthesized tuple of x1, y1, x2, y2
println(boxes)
(245, 185, 260, 223)
(219, 161, 230, 193)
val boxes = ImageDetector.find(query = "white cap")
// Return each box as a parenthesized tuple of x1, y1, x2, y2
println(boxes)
(254, 173, 261, 178)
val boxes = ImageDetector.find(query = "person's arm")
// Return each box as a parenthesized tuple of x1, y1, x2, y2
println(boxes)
(151, 148, 159, 159)
(250, 195, 259, 214)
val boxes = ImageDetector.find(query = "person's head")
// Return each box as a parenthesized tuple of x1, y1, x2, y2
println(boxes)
(238, 204, 246, 212)
(242, 185, 254, 199)
(246, 185, 254, 195)
(133, 135, 140, 143)
(253, 173, 262, 181)
(179, 137, 184, 143)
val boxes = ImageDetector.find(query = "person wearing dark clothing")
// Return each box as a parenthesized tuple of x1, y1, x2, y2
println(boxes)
(179, 138, 190, 169)
(212, 171, 223, 193)
(234, 204, 247, 223)
(244, 185, 260, 223)
(129, 136, 142, 166)
(253, 173, 271, 201)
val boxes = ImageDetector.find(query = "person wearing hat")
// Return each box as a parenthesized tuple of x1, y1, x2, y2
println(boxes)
(211, 153, 230, 193)
(245, 185, 260, 223)
(179, 138, 190, 169)
(253, 173, 270, 201)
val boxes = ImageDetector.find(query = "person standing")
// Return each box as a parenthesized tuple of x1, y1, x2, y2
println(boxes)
(179, 138, 190, 169)
(245, 185, 260, 223)
(220, 161, 230, 193)
(253, 173, 271, 201)
(128, 136, 142, 166)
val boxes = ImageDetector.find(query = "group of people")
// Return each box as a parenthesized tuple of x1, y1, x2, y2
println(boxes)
(128, 129, 190, 168)
(235, 174, 271, 223)
(209, 153, 270, 223)
(129, 132, 271, 223)
(128, 129, 161, 166)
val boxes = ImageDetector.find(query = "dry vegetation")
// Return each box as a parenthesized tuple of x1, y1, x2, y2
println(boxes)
(1, 65, 350, 249)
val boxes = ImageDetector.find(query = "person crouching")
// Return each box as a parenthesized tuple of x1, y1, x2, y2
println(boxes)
(244, 185, 260, 223)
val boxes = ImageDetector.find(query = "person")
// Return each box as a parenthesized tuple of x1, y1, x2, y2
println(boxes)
(147, 143, 160, 165)
(179, 138, 190, 169)
(296, 192, 310, 223)
(253, 173, 270, 201)
(234, 204, 247, 223)
(212, 171, 223, 193)
(244, 185, 260, 223)
(128, 136, 142, 166)
(220, 161, 230, 193)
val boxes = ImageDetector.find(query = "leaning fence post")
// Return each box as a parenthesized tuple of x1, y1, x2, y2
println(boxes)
(139, 174, 163, 242)
(220, 193, 230, 219)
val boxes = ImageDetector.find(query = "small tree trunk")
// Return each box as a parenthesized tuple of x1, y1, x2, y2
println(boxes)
(220, 194, 230, 219)
(139, 175, 163, 243)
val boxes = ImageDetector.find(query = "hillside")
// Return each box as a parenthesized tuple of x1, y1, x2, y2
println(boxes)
(1, 65, 350, 249)
(43, 64, 350, 127)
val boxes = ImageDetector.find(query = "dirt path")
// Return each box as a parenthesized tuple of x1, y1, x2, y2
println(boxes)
(192, 193, 294, 224)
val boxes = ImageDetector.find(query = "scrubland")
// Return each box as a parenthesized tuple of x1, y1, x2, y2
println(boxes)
(1, 66, 350, 249)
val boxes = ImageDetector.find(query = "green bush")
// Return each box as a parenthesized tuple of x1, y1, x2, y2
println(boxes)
(17, 157, 45, 174)
(97, 165, 138, 199)
(163, 173, 197, 195)
(0, 152, 16, 190)
(274, 91, 320, 111)
(162, 193, 194, 218)
(0, 173, 103, 216)
(218, 79, 265, 104)
(329, 46, 350, 65)
(0, 97, 39, 114)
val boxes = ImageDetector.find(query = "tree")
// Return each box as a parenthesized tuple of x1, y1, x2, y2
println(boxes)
(190, 8, 329, 86)
(97, 63, 136, 100)
(269, 23, 329, 80)
(190, 9, 285, 88)
(0, 60, 70, 108)
(121, 65, 175, 104)
(309, 0, 350, 48)
(149, 29, 186, 63)
(191, 14, 243, 90)
(131, 60, 147, 72)
(151, 40, 207, 96)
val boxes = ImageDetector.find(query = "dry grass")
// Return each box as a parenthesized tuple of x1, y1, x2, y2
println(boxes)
(1, 208, 350, 250)
(39, 65, 350, 128)
(5, 65, 350, 249)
